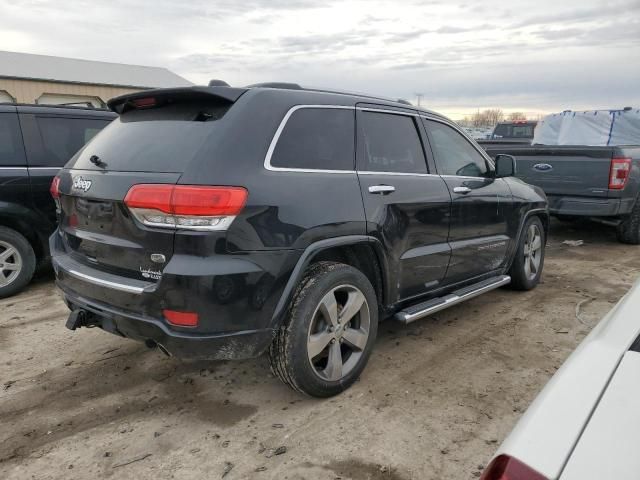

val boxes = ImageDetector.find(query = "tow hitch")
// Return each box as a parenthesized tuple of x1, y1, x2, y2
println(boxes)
(65, 309, 93, 330)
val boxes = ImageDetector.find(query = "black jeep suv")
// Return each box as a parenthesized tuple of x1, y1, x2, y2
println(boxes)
(50, 84, 548, 397)
(0, 104, 115, 297)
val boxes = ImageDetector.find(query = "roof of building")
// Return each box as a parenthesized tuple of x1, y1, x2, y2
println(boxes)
(0, 50, 193, 89)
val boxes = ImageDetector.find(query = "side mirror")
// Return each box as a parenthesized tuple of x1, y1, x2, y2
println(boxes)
(495, 154, 516, 178)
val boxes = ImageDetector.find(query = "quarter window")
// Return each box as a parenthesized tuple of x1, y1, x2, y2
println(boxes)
(424, 120, 489, 177)
(358, 111, 427, 174)
(0, 113, 26, 166)
(270, 108, 355, 171)
(33, 116, 112, 167)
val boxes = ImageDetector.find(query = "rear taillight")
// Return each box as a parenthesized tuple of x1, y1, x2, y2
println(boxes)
(480, 455, 548, 480)
(609, 157, 631, 190)
(124, 184, 247, 231)
(50, 176, 61, 199)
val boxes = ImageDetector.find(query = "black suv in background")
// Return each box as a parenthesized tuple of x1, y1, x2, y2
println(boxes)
(0, 104, 115, 297)
(51, 84, 548, 397)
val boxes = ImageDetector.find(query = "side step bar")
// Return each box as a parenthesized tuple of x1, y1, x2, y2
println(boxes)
(395, 275, 511, 324)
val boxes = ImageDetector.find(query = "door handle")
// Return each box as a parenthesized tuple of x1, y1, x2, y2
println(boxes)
(453, 186, 471, 194)
(368, 185, 396, 195)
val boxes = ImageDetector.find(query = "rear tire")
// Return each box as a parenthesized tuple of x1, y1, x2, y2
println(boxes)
(269, 262, 378, 397)
(616, 200, 640, 244)
(0, 226, 36, 299)
(508, 217, 545, 291)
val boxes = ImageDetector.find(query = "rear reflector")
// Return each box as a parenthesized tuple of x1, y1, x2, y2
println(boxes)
(480, 455, 548, 480)
(124, 184, 247, 231)
(50, 176, 61, 199)
(609, 157, 631, 190)
(163, 309, 199, 327)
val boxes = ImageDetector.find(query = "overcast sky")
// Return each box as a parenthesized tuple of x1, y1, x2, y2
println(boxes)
(2, 0, 639, 118)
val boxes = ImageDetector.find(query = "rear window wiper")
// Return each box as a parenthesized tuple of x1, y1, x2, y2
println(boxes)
(89, 155, 107, 168)
(194, 111, 215, 122)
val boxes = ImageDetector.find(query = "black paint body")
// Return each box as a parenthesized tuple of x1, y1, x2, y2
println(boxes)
(50, 86, 548, 359)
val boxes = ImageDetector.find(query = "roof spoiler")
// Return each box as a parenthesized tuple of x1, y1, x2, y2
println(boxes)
(107, 86, 248, 114)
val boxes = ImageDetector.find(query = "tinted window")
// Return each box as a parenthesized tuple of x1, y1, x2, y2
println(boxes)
(425, 120, 489, 177)
(34, 116, 112, 167)
(359, 111, 427, 173)
(0, 113, 26, 166)
(72, 101, 230, 172)
(492, 123, 535, 139)
(271, 108, 355, 171)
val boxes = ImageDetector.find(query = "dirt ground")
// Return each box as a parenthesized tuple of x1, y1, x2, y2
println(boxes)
(1, 219, 639, 480)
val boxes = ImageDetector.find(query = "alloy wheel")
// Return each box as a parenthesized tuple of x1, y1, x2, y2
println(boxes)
(307, 284, 371, 382)
(523, 224, 542, 281)
(0, 240, 22, 287)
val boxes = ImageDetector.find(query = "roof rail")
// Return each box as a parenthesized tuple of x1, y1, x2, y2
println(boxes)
(8, 102, 112, 112)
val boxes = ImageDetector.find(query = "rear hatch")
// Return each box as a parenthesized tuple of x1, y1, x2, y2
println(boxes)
(488, 146, 615, 198)
(56, 88, 244, 282)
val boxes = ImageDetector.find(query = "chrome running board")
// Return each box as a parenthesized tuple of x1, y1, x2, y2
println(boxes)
(395, 275, 511, 324)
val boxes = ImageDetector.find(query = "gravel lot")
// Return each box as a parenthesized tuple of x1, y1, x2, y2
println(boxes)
(1, 220, 638, 480)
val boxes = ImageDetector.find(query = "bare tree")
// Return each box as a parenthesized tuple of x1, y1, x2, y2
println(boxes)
(457, 116, 472, 127)
(507, 112, 527, 121)
(468, 109, 505, 127)
(484, 108, 504, 125)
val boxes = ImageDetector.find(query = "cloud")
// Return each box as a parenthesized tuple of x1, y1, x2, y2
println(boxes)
(276, 31, 373, 53)
(435, 23, 496, 34)
(531, 21, 640, 48)
(513, 1, 640, 28)
(385, 30, 429, 43)
(1, 0, 638, 116)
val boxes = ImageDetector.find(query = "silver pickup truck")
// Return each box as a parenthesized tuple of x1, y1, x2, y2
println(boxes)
(483, 144, 640, 244)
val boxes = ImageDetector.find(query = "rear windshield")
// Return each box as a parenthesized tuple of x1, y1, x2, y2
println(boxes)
(492, 123, 535, 139)
(70, 100, 231, 172)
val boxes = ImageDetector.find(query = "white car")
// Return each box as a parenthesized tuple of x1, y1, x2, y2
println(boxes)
(481, 279, 640, 480)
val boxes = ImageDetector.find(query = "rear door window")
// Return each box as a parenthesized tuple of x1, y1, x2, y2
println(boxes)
(424, 120, 490, 177)
(358, 111, 427, 174)
(0, 113, 26, 166)
(31, 116, 113, 167)
(270, 107, 355, 171)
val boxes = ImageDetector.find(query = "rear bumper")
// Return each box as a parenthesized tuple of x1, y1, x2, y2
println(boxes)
(548, 195, 635, 217)
(50, 231, 299, 359)
(59, 286, 274, 359)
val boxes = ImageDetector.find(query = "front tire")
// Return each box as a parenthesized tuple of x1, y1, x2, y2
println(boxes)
(269, 262, 378, 397)
(509, 217, 545, 291)
(0, 226, 36, 299)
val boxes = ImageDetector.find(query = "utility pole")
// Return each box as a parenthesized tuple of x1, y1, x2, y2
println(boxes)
(415, 93, 423, 107)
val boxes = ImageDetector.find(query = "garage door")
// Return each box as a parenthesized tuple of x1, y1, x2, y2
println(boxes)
(0, 90, 15, 103)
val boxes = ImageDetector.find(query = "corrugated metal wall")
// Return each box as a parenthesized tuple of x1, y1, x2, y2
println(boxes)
(0, 78, 145, 106)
